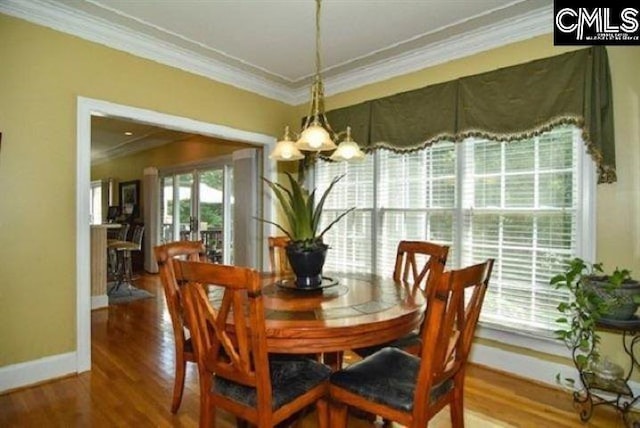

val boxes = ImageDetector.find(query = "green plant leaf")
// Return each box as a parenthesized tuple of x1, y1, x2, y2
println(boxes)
(318, 207, 356, 239)
(253, 217, 293, 241)
(576, 354, 589, 369)
(261, 177, 296, 236)
(259, 171, 354, 244)
(285, 172, 314, 240)
(312, 174, 346, 232)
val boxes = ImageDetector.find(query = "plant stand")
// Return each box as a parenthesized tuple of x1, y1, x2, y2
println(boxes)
(573, 320, 640, 426)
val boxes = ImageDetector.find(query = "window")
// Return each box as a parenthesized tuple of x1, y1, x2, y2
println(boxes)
(90, 180, 102, 225)
(315, 125, 594, 336)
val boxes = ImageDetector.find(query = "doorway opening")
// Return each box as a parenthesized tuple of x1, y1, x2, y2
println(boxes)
(77, 97, 276, 373)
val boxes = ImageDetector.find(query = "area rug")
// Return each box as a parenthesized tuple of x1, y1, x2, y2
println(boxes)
(107, 282, 154, 304)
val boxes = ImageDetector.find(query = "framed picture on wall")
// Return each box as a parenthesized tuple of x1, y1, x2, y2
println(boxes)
(119, 180, 140, 216)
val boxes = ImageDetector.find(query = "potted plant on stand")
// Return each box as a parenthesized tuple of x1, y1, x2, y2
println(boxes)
(551, 258, 640, 421)
(259, 172, 354, 289)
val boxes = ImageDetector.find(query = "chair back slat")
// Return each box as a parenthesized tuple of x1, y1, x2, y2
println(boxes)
(154, 240, 208, 412)
(154, 241, 207, 338)
(268, 236, 292, 275)
(177, 261, 271, 400)
(413, 259, 494, 424)
(393, 241, 449, 295)
(457, 260, 493, 365)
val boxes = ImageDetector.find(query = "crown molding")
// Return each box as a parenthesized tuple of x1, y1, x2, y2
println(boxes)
(2, 0, 552, 107)
(291, 5, 554, 105)
(0, 0, 297, 104)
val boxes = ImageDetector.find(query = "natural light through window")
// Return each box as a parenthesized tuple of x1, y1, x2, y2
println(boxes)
(315, 125, 593, 336)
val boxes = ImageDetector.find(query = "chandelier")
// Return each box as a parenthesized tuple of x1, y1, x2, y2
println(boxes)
(269, 0, 364, 164)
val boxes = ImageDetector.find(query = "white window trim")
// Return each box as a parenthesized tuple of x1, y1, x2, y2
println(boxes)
(316, 127, 597, 347)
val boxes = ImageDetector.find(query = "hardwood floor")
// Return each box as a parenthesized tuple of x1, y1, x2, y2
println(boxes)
(0, 273, 624, 427)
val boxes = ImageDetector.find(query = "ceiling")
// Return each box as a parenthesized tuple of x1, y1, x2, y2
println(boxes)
(4, 0, 553, 104)
(91, 116, 196, 163)
(3, 0, 553, 161)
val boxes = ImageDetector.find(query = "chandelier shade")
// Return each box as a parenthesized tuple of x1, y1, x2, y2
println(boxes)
(270, 126, 304, 161)
(330, 127, 365, 161)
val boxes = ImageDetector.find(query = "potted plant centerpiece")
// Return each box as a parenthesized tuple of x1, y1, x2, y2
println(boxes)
(260, 172, 354, 289)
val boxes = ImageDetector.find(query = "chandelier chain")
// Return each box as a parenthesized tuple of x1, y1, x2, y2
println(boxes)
(315, 0, 322, 77)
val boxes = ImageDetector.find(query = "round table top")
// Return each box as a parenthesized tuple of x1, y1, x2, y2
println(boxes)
(255, 272, 426, 353)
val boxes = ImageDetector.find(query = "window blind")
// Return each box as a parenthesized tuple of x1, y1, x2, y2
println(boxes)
(314, 125, 588, 336)
(377, 144, 457, 277)
(316, 156, 374, 274)
(460, 127, 578, 334)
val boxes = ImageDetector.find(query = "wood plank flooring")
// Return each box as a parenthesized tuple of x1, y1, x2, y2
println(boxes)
(0, 273, 624, 427)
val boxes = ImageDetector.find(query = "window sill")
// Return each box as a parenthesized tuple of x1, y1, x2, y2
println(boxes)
(475, 323, 571, 360)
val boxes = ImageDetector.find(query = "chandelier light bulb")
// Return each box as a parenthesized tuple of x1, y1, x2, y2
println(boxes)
(333, 142, 356, 159)
(269, 126, 304, 161)
(296, 124, 335, 151)
(282, 147, 294, 159)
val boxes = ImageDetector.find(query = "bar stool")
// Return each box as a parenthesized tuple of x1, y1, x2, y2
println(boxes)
(107, 223, 129, 281)
(109, 225, 144, 294)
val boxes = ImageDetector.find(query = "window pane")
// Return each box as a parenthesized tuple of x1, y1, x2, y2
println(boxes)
(317, 156, 374, 273)
(539, 172, 573, 207)
(474, 177, 500, 207)
(504, 174, 534, 208)
(463, 129, 579, 334)
(474, 141, 501, 174)
(505, 139, 534, 171)
(322, 210, 372, 274)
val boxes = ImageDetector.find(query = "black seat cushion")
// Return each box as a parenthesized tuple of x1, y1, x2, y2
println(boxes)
(213, 356, 331, 410)
(184, 337, 193, 354)
(353, 331, 421, 358)
(330, 347, 452, 412)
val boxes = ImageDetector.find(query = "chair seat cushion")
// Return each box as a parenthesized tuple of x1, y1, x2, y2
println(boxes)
(330, 347, 452, 412)
(353, 330, 421, 358)
(213, 356, 331, 410)
(184, 337, 194, 354)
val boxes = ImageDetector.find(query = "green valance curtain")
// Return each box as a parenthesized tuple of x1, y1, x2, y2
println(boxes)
(324, 46, 616, 183)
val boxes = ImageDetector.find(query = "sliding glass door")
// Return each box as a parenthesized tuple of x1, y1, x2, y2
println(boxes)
(160, 163, 234, 264)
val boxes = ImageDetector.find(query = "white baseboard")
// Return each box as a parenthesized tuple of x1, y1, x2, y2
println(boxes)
(0, 352, 77, 393)
(91, 294, 108, 310)
(471, 343, 640, 405)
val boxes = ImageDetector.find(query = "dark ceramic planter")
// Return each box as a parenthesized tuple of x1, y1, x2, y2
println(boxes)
(584, 275, 640, 320)
(286, 243, 328, 289)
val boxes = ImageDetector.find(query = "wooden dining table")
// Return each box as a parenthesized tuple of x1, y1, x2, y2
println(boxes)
(208, 272, 426, 355)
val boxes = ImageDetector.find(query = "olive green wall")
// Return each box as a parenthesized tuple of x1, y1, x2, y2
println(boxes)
(3, 9, 640, 380)
(0, 13, 288, 366)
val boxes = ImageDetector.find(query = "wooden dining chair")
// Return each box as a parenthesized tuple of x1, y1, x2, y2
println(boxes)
(177, 260, 331, 428)
(268, 236, 292, 275)
(354, 240, 449, 357)
(154, 240, 207, 413)
(330, 259, 494, 428)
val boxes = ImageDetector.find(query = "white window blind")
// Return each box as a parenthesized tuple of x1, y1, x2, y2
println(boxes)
(377, 143, 457, 277)
(314, 125, 591, 336)
(460, 127, 579, 333)
(316, 156, 374, 274)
